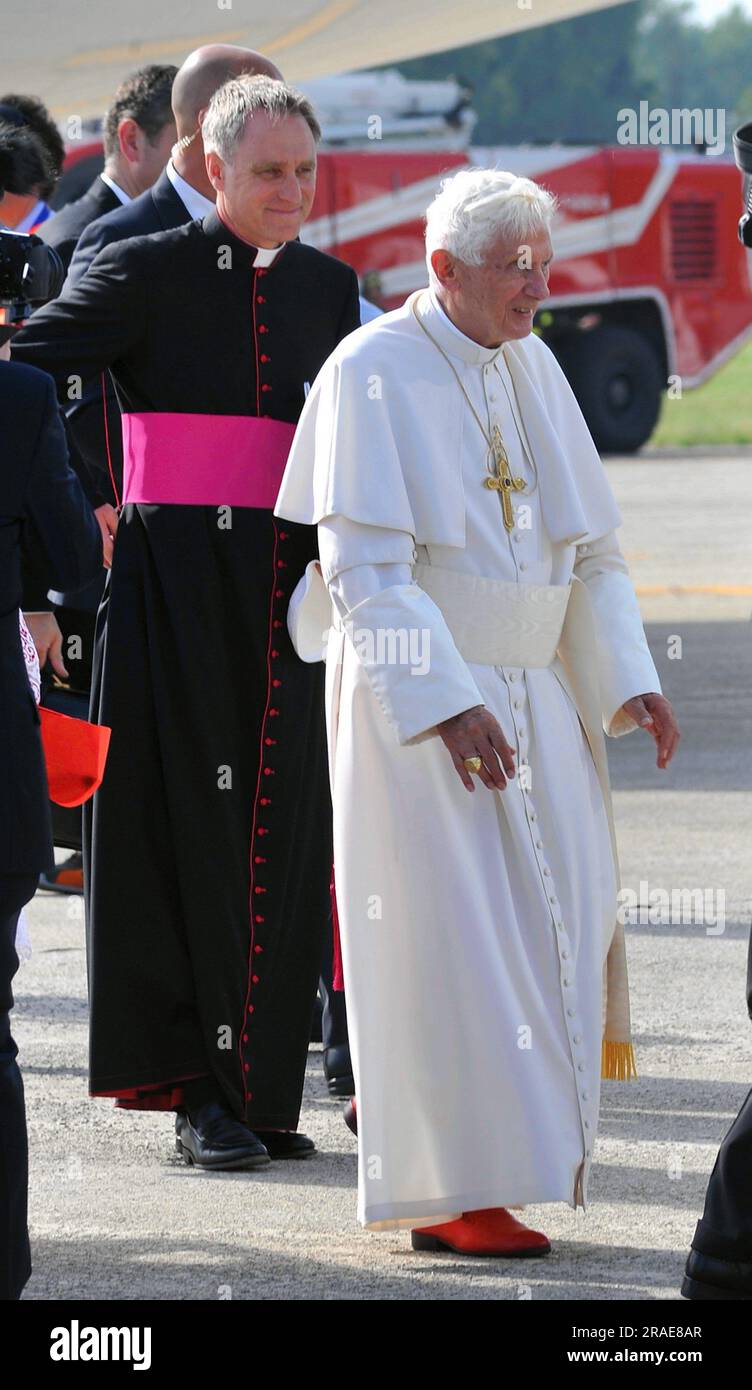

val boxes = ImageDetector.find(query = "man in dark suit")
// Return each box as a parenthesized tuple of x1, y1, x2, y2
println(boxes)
(39, 65, 178, 273)
(24, 67, 177, 894)
(0, 347, 103, 1298)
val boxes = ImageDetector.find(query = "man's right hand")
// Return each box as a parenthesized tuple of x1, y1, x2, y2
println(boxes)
(95, 503, 119, 568)
(23, 611, 68, 679)
(437, 704, 517, 793)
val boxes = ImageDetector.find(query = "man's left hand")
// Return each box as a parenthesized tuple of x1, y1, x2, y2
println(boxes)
(619, 692, 680, 769)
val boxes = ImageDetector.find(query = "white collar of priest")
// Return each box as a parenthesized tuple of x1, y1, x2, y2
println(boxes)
(426, 286, 504, 367)
(208, 207, 285, 268)
(166, 160, 215, 222)
(253, 243, 283, 267)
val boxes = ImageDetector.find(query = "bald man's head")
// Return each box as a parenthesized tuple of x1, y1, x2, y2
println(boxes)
(172, 45, 282, 135)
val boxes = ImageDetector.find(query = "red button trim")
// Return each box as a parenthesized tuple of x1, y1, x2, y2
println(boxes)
(260, 796, 272, 805)
(254, 913, 265, 922)
(258, 324, 268, 334)
(261, 383, 272, 392)
(256, 295, 266, 303)
(252, 975, 260, 984)
(272, 679, 282, 688)
(260, 354, 270, 362)
(254, 944, 264, 954)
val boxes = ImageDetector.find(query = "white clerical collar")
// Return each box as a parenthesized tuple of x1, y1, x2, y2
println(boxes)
(166, 160, 215, 221)
(253, 243, 283, 267)
(99, 173, 131, 206)
(425, 286, 504, 367)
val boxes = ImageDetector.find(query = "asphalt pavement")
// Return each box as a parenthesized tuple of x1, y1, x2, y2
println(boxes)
(15, 451, 752, 1300)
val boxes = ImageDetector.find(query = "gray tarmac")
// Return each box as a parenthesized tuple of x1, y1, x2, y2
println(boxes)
(15, 451, 752, 1301)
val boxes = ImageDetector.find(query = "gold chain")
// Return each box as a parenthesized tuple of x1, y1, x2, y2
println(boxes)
(410, 292, 500, 467)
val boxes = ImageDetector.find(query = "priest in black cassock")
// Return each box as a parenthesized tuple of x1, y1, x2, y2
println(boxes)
(13, 75, 360, 1169)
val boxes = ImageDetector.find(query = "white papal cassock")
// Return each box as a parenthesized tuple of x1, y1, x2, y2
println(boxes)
(275, 288, 661, 1231)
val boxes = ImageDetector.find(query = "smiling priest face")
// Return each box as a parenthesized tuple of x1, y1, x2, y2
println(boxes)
(204, 97, 318, 248)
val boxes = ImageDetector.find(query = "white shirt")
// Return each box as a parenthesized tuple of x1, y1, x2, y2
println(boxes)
(99, 173, 131, 206)
(165, 159, 213, 221)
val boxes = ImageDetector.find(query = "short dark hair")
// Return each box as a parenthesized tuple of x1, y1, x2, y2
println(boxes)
(0, 94, 64, 198)
(103, 64, 178, 158)
(0, 121, 55, 201)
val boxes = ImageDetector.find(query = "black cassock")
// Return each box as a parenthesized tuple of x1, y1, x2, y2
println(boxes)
(14, 210, 360, 1128)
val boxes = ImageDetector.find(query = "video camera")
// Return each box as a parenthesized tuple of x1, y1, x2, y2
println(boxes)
(733, 121, 752, 248)
(0, 228, 63, 327)
(0, 123, 64, 338)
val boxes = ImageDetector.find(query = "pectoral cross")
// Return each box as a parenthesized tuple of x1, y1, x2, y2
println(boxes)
(483, 425, 526, 531)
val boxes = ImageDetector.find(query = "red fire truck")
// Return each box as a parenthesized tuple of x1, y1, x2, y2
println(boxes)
(303, 142, 752, 452)
(61, 122, 752, 453)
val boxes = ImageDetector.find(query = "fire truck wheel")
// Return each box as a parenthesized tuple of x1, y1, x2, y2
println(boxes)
(560, 325, 663, 454)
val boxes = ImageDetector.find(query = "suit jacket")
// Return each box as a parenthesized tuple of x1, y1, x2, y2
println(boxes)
(49, 172, 190, 601)
(66, 169, 188, 289)
(0, 362, 102, 873)
(38, 176, 121, 273)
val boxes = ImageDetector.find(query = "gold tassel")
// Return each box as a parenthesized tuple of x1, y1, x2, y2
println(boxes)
(601, 1040, 637, 1081)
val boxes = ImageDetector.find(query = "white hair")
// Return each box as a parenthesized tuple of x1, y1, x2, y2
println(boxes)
(424, 168, 558, 282)
(202, 74, 321, 163)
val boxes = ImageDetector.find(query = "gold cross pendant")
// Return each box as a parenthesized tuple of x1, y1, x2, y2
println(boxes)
(483, 427, 526, 531)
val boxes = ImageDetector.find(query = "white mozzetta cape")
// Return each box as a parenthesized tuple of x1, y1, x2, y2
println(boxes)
(275, 291, 622, 548)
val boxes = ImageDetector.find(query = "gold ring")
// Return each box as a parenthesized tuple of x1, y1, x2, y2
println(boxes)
(463, 756, 483, 773)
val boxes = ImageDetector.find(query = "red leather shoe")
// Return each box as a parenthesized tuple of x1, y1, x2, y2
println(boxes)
(411, 1207, 551, 1257)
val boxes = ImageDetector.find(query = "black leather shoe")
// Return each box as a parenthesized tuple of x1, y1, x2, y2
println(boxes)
(323, 1044, 354, 1097)
(344, 1097, 357, 1136)
(253, 1129, 316, 1159)
(175, 1102, 271, 1170)
(681, 1248, 752, 1300)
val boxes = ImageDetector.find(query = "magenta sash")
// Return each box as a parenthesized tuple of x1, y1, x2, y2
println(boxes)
(121, 412, 297, 508)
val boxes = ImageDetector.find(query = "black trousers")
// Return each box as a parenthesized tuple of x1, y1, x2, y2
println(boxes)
(0, 875, 36, 1300)
(691, 929, 752, 1261)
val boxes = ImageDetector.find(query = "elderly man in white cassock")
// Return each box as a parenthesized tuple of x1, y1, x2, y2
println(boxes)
(274, 168, 680, 1256)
